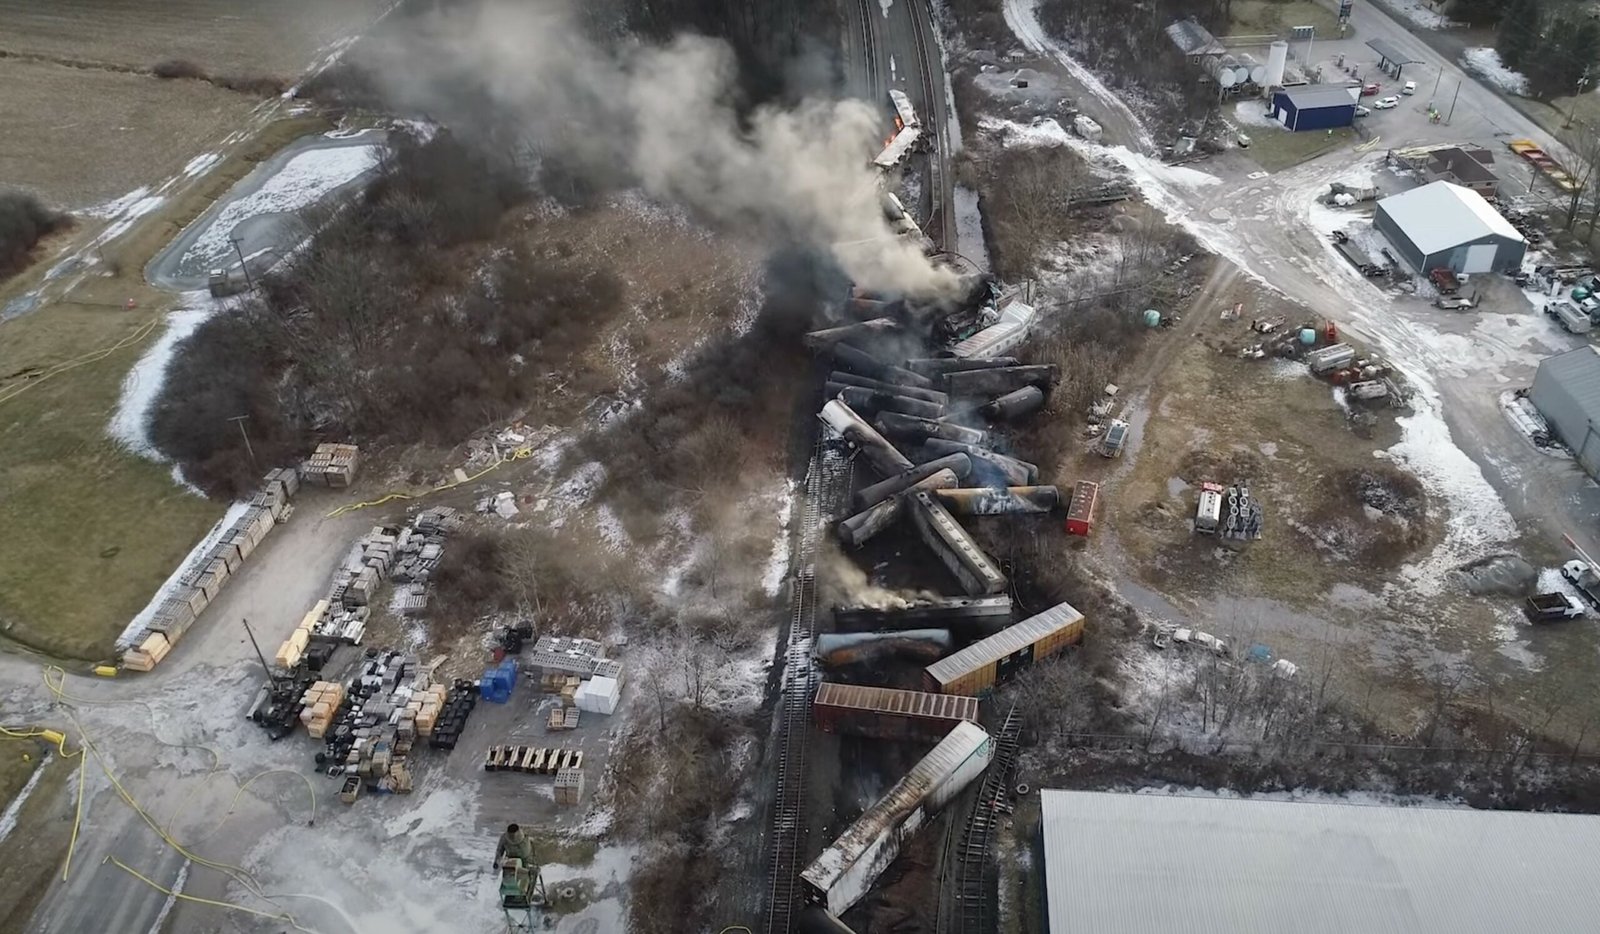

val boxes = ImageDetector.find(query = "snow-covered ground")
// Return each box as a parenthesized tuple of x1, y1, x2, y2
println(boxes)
(180, 144, 381, 269)
(1233, 100, 1282, 128)
(762, 481, 797, 597)
(999, 0, 1155, 151)
(1461, 47, 1528, 96)
(108, 292, 221, 460)
(952, 185, 990, 271)
(182, 152, 222, 179)
(1374, 0, 1451, 29)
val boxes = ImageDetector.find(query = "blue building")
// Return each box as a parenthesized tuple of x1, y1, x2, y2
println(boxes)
(1269, 85, 1357, 131)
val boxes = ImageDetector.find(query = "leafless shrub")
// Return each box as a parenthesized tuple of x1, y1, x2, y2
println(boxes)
(0, 191, 68, 278)
(213, 73, 289, 97)
(961, 146, 1095, 280)
(149, 133, 543, 496)
(151, 58, 208, 80)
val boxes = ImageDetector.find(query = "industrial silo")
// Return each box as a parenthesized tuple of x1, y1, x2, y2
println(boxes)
(1265, 41, 1289, 87)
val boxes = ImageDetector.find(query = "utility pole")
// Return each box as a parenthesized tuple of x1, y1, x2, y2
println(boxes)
(242, 617, 275, 684)
(1446, 81, 1462, 125)
(229, 414, 257, 469)
(1431, 64, 1443, 109)
(230, 235, 255, 291)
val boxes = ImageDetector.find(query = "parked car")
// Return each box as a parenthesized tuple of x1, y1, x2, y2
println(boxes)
(1097, 418, 1129, 457)
(1354, 104, 1371, 117)
(1402, 80, 1417, 95)
(1362, 82, 1382, 96)
(1374, 96, 1400, 109)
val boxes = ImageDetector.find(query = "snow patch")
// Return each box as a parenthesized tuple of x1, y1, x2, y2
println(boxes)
(1461, 47, 1528, 96)
(181, 145, 381, 269)
(1232, 100, 1282, 128)
(82, 186, 152, 219)
(182, 153, 222, 178)
(109, 292, 221, 460)
(0, 757, 46, 844)
(1380, 397, 1518, 594)
(117, 500, 253, 648)
(762, 481, 798, 597)
(952, 185, 990, 271)
(879, 0, 892, 16)
(1000, 0, 1155, 151)
(1374, 0, 1451, 29)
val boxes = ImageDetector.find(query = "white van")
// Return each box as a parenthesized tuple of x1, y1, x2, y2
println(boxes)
(1402, 80, 1416, 95)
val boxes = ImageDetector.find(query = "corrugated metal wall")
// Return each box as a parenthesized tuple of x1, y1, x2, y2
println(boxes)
(1373, 206, 1424, 272)
(1532, 349, 1600, 479)
(1290, 103, 1353, 132)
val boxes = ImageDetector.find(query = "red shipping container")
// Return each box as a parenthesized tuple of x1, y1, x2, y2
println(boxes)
(1065, 480, 1099, 537)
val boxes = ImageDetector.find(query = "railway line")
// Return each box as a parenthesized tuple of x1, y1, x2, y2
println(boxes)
(907, 0, 956, 252)
(764, 437, 852, 934)
(951, 705, 1021, 934)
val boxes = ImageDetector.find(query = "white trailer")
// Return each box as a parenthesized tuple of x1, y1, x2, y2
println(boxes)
(800, 721, 994, 916)
(890, 88, 921, 129)
(873, 127, 922, 169)
(950, 300, 1038, 359)
(1073, 114, 1103, 142)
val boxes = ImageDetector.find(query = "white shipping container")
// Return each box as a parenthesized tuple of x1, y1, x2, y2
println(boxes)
(801, 721, 993, 915)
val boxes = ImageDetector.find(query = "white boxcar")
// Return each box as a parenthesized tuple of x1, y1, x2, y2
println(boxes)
(890, 88, 921, 128)
(950, 301, 1038, 359)
(873, 127, 922, 169)
(801, 720, 994, 915)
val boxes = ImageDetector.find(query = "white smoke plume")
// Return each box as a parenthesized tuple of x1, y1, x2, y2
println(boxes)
(373, 0, 958, 296)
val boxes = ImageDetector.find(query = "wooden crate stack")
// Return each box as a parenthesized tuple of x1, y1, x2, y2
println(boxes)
(547, 706, 581, 732)
(122, 632, 172, 672)
(302, 443, 361, 488)
(407, 683, 448, 738)
(122, 468, 299, 672)
(299, 680, 346, 739)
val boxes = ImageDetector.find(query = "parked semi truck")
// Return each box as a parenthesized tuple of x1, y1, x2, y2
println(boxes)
(1547, 300, 1593, 334)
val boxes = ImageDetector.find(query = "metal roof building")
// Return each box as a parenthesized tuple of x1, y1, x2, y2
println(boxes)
(1269, 85, 1357, 131)
(1041, 789, 1600, 934)
(1373, 180, 1526, 274)
(1531, 346, 1600, 478)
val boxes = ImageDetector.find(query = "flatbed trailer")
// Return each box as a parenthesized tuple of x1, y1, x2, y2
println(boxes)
(1509, 139, 1580, 192)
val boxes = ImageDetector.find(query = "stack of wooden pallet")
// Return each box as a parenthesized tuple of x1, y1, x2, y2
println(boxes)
(123, 468, 300, 672)
(547, 706, 580, 731)
(483, 745, 585, 774)
(302, 443, 361, 488)
(299, 680, 345, 738)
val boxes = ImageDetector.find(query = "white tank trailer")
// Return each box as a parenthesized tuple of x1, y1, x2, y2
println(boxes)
(1209, 54, 1239, 88)
(1266, 40, 1289, 88)
(800, 721, 995, 916)
(1236, 52, 1267, 85)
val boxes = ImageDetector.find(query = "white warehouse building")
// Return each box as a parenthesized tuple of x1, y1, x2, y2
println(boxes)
(1372, 180, 1527, 274)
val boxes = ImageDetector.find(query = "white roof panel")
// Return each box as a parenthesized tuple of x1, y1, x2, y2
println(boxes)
(1041, 789, 1600, 934)
(1377, 180, 1524, 255)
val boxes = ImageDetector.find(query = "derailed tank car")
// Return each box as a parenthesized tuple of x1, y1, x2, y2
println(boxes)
(800, 721, 994, 916)
(923, 601, 1085, 696)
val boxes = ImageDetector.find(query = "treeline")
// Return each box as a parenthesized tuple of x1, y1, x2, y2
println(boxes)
(618, 0, 837, 100)
(1497, 0, 1600, 99)
(0, 191, 67, 280)
(148, 132, 624, 497)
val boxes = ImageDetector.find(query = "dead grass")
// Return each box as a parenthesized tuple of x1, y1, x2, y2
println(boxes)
(1244, 125, 1358, 173)
(0, 57, 261, 208)
(0, 0, 389, 77)
(1226, 0, 1341, 38)
(0, 116, 328, 662)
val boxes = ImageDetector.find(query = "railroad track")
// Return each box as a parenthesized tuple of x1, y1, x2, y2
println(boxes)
(764, 437, 851, 934)
(908, 0, 955, 251)
(952, 704, 1022, 934)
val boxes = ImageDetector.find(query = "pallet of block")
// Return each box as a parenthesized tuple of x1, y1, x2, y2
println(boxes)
(302, 442, 361, 488)
(122, 632, 172, 672)
(547, 706, 580, 732)
(299, 680, 346, 739)
(482, 745, 585, 775)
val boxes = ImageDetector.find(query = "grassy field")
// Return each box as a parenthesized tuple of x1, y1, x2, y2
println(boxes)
(0, 0, 389, 77)
(0, 116, 329, 663)
(1226, 0, 1342, 38)
(1245, 124, 1358, 172)
(0, 58, 259, 210)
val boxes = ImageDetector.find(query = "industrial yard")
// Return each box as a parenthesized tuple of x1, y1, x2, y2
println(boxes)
(10, 0, 1600, 933)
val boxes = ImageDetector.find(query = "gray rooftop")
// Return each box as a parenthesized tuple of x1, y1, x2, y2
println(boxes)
(1377, 180, 1523, 253)
(1165, 18, 1225, 56)
(1041, 789, 1600, 934)
(1279, 84, 1358, 109)
(1367, 38, 1418, 64)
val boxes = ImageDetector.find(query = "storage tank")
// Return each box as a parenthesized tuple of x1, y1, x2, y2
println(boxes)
(1299, 328, 1317, 344)
(1237, 52, 1267, 85)
(1208, 55, 1238, 88)
(1265, 40, 1289, 87)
